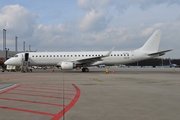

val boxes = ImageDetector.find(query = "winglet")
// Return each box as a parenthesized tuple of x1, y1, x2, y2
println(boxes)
(103, 47, 114, 57)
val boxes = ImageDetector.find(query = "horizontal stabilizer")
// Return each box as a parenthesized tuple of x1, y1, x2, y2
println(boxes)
(148, 49, 172, 56)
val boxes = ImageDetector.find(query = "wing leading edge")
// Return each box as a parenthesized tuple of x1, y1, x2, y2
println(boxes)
(73, 47, 114, 64)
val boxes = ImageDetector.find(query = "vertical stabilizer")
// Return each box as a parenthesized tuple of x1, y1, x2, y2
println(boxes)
(169, 58, 172, 65)
(140, 30, 162, 52)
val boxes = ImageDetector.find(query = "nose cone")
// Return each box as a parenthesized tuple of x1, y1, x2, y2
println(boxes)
(4, 57, 21, 66)
(4, 58, 19, 66)
(4, 59, 11, 65)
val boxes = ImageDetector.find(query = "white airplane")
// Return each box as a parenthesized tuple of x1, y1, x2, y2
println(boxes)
(4, 30, 172, 72)
(169, 59, 179, 68)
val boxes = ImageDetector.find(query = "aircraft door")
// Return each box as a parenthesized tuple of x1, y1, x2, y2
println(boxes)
(25, 53, 29, 61)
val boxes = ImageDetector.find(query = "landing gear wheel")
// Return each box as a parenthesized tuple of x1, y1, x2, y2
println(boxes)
(85, 68, 89, 72)
(82, 68, 89, 72)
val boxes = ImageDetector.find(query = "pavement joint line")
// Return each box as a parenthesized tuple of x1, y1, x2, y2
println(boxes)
(51, 84, 81, 120)
(0, 84, 16, 91)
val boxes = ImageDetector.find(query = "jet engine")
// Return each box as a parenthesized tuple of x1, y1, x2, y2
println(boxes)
(61, 61, 75, 70)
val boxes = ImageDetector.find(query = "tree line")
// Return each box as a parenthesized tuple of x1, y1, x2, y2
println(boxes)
(126, 58, 180, 67)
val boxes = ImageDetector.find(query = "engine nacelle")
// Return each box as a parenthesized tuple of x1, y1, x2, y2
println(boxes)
(61, 61, 75, 70)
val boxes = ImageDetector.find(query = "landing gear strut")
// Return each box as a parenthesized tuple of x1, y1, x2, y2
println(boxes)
(82, 68, 89, 72)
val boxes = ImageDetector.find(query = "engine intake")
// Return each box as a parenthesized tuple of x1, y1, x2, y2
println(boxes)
(61, 61, 75, 70)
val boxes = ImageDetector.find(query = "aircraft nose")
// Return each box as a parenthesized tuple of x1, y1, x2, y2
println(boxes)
(4, 59, 10, 65)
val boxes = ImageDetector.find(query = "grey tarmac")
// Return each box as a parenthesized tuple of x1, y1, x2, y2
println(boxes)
(0, 67, 180, 120)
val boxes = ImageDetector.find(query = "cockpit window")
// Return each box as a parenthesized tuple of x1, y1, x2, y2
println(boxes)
(14, 55, 18, 57)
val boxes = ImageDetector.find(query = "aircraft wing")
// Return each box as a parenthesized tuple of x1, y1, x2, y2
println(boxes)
(148, 49, 172, 56)
(73, 47, 114, 64)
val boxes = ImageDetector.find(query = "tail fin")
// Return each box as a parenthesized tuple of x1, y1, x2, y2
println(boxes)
(169, 58, 172, 64)
(140, 30, 162, 52)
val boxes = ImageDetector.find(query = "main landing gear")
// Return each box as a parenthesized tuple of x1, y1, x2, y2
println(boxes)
(82, 68, 89, 72)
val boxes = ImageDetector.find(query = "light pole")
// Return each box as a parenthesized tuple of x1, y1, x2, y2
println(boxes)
(29, 45, 31, 51)
(23, 41, 25, 52)
(3, 29, 6, 51)
(5, 48, 9, 60)
(15, 36, 18, 52)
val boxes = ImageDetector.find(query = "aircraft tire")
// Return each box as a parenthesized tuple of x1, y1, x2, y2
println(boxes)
(82, 68, 89, 72)
(85, 68, 88, 72)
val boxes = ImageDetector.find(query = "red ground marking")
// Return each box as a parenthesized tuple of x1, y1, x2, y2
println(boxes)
(51, 84, 81, 120)
(14, 89, 75, 95)
(0, 84, 81, 119)
(0, 97, 65, 106)
(0, 84, 22, 94)
(21, 84, 73, 88)
(6, 92, 73, 100)
(0, 105, 56, 117)
(19, 86, 76, 92)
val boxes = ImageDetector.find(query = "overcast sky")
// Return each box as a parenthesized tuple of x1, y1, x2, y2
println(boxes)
(0, 0, 180, 58)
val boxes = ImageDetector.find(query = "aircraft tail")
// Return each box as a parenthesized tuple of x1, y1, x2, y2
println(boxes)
(140, 30, 162, 52)
(169, 58, 172, 64)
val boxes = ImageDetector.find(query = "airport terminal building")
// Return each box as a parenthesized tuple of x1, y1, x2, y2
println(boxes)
(0, 50, 18, 60)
